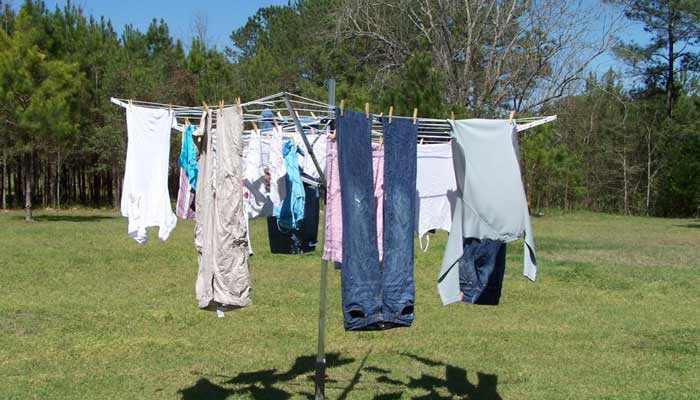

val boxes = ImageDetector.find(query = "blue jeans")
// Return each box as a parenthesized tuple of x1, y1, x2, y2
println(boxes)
(458, 239, 507, 305)
(337, 109, 417, 330)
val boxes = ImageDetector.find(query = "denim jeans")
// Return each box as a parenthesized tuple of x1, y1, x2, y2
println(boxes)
(337, 109, 417, 330)
(458, 238, 507, 305)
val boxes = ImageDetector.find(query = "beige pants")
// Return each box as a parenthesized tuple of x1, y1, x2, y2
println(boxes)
(194, 106, 251, 309)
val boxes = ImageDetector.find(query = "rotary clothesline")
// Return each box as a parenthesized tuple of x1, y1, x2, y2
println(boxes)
(109, 93, 558, 142)
(110, 88, 557, 400)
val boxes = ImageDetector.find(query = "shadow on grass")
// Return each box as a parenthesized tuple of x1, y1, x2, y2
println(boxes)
(20, 214, 117, 223)
(677, 223, 700, 229)
(179, 351, 502, 400)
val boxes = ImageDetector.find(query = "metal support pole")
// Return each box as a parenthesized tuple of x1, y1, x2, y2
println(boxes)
(283, 80, 335, 400)
(283, 94, 326, 187)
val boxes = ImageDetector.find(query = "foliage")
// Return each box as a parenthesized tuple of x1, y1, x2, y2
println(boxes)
(0, 0, 698, 216)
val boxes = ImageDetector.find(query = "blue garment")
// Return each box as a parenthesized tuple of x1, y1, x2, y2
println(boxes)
(275, 140, 305, 231)
(178, 124, 199, 190)
(457, 238, 507, 305)
(337, 109, 417, 331)
(267, 183, 320, 254)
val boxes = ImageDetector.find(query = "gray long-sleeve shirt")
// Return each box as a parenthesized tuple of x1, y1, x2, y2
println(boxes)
(438, 119, 537, 306)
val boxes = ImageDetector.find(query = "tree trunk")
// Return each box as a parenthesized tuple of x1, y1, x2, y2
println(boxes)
(56, 151, 61, 209)
(623, 154, 629, 216)
(24, 153, 33, 222)
(15, 156, 22, 208)
(667, 9, 674, 118)
(1, 149, 5, 209)
(646, 131, 652, 215)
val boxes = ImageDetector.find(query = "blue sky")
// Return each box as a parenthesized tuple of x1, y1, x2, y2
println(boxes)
(29, 0, 653, 77)
(39, 0, 292, 50)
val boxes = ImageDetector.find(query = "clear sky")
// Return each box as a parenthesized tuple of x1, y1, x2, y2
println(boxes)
(38, 0, 292, 50)
(24, 0, 655, 79)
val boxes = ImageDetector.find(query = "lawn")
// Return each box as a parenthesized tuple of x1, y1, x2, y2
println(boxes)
(1, 209, 699, 399)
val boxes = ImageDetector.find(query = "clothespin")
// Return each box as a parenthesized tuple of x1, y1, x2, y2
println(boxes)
(420, 137, 424, 145)
(202, 101, 209, 112)
(509, 111, 515, 122)
(451, 110, 455, 121)
(128, 99, 133, 106)
(311, 111, 317, 119)
(236, 97, 241, 108)
(185, 117, 191, 126)
(365, 102, 370, 118)
(388, 106, 393, 123)
(331, 129, 337, 142)
(413, 108, 418, 124)
(252, 121, 259, 132)
(339, 99, 345, 116)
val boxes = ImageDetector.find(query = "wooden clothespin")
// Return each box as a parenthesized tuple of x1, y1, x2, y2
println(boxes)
(365, 102, 370, 118)
(509, 111, 515, 122)
(388, 106, 393, 123)
(310, 111, 317, 119)
(413, 108, 418, 124)
(339, 99, 345, 116)
(252, 121, 259, 132)
(202, 101, 209, 112)
(128, 99, 133, 106)
(236, 97, 241, 108)
(185, 117, 191, 126)
(219, 99, 224, 109)
(451, 110, 455, 121)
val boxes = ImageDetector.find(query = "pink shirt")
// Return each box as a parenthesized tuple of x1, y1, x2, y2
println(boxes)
(323, 137, 385, 263)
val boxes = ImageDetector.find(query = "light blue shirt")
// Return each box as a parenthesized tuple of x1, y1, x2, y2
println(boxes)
(178, 124, 199, 190)
(274, 140, 305, 231)
(438, 119, 537, 305)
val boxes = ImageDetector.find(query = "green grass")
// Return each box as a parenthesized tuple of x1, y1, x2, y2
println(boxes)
(1, 209, 699, 399)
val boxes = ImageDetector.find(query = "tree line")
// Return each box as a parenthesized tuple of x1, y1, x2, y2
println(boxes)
(0, 0, 698, 219)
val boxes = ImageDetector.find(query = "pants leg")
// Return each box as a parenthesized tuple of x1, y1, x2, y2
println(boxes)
(459, 238, 507, 305)
(337, 108, 383, 330)
(381, 116, 417, 326)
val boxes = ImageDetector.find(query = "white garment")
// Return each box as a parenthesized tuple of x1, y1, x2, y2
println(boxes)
(120, 105, 177, 243)
(267, 127, 287, 208)
(243, 129, 271, 219)
(415, 143, 458, 241)
(297, 130, 327, 180)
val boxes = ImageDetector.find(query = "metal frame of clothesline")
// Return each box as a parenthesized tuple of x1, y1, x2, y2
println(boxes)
(110, 86, 557, 400)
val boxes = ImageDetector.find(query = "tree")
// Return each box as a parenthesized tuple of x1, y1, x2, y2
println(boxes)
(0, 9, 82, 220)
(613, 0, 700, 117)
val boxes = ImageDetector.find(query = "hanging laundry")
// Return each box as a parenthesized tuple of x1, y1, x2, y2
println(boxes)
(194, 107, 252, 310)
(120, 105, 177, 243)
(267, 126, 287, 209)
(243, 128, 273, 219)
(267, 183, 320, 254)
(336, 109, 417, 331)
(175, 168, 196, 219)
(437, 119, 537, 306)
(415, 142, 458, 249)
(176, 124, 198, 219)
(297, 129, 328, 181)
(179, 124, 199, 189)
(274, 140, 305, 231)
(322, 137, 385, 264)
